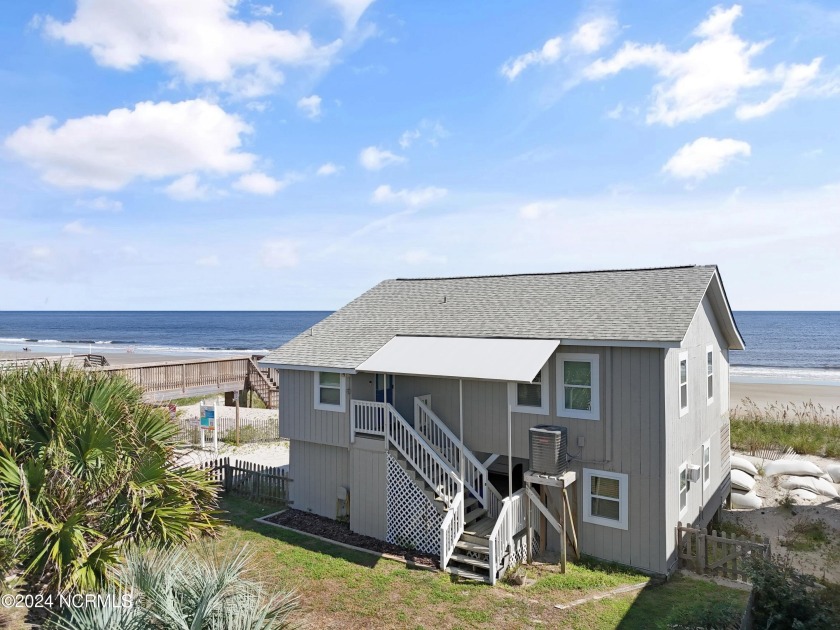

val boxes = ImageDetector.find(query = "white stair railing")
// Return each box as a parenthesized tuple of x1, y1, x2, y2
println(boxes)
(387, 404, 460, 507)
(351, 400, 386, 441)
(439, 491, 465, 568)
(414, 397, 492, 510)
(487, 488, 528, 585)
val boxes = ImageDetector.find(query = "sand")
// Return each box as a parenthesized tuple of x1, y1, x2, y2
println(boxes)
(730, 381, 840, 409)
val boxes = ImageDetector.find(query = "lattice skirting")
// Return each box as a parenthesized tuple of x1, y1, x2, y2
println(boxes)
(509, 530, 541, 566)
(386, 454, 443, 556)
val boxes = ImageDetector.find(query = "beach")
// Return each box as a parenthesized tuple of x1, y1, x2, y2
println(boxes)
(731, 381, 840, 409)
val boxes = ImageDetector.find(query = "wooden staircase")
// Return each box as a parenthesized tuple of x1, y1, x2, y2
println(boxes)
(445, 499, 499, 583)
(247, 358, 279, 408)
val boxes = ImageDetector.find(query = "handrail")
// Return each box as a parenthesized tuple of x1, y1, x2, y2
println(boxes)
(414, 397, 490, 509)
(387, 404, 460, 507)
(351, 400, 386, 441)
(439, 491, 465, 568)
(91, 357, 249, 395)
(487, 488, 528, 585)
(486, 484, 505, 520)
(247, 358, 278, 408)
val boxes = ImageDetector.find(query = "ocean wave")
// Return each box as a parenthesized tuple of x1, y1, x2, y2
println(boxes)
(731, 365, 840, 385)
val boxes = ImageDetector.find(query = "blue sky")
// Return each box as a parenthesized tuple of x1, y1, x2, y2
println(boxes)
(1, 0, 839, 311)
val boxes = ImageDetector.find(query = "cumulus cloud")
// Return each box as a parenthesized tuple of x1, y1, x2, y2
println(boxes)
(584, 5, 826, 125)
(399, 119, 448, 149)
(662, 137, 751, 181)
(359, 146, 406, 170)
(500, 16, 616, 80)
(4, 99, 254, 190)
(165, 174, 211, 200)
(74, 196, 122, 212)
(62, 220, 92, 235)
(297, 94, 322, 119)
(40, 0, 341, 97)
(316, 162, 341, 176)
(371, 184, 447, 207)
(327, 0, 376, 29)
(259, 239, 299, 268)
(233, 171, 296, 195)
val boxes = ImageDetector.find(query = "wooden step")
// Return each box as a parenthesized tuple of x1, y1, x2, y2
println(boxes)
(455, 539, 490, 554)
(463, 518, 494, 538)
(464, 508, 487, 526)
(449, 552, 490, 570)
(461, 532, 491, 545)
(444, 565, 491, 584)
(464, 497, 478, 510)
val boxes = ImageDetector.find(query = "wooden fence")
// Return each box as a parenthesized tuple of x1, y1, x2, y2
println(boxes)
(173, 413, 280, 444)
(677, 523, 770, 583)
(201, 457, 291, 505)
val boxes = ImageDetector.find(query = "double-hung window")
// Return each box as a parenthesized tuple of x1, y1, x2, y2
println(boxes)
(314, 371, 346, 412)
(679, 463, 688, 516)
(679, 352, 689, 417)
(557, 353, 600, 420)
(706, 345, 714, 405)
(703, 441, 711, 488)
(508, 367, 548, 415)
(583, 469, 628, 530)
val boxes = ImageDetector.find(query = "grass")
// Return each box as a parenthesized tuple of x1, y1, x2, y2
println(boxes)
(211, 495, 749, 629)
(730, 399, 840, 457)
(782, 518, 830, 552)
(168, 393, 268, 409)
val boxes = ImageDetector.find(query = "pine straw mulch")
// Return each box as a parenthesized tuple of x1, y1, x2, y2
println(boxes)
(264, 508, 439, 568)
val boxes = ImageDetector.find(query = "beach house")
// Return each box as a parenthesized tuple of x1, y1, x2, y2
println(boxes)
(260, 265, 744, 583)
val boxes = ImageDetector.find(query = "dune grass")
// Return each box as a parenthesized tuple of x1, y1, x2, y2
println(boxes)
(730, 399, 840, 457)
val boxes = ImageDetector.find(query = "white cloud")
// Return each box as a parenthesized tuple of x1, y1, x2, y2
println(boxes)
(606, 103, 624, 119)
(501, 17, 616, 80)
(196, 255, 220, 267)
(327, 0, 376, 29)
(359, 146, 406, 170)
(41, 0, 341, 97)
(165, 174, 211, 200)
(233, 171, 295, 195)
(297, 94, 322, 119)
(401, 248, 446, 265)
(259, 239, 299, 268)
(250, 3, 278, 17)
(62, 220, 91, 235)
(518, 200, 560, 220)
(584, 5, 825, 125)
(371, 184, 447, 207)
(662, 137, 751, 181)
(5, 99, 254, 190)
(316, 162, 341, 176)
(398, 119, 448, 148)
(75, 196, 122, 212)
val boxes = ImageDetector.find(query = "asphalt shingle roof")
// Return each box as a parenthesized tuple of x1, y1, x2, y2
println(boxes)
(262, 265, 720, 369)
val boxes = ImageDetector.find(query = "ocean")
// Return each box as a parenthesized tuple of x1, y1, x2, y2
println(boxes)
(0, 311, 838, 385)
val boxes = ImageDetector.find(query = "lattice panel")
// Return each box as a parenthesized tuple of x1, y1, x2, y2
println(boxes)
(386, 454, 443, 556)
(509, 532, 541, 566)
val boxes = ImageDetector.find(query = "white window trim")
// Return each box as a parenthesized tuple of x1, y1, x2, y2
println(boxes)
(557, 353, 600, 421)
(706, 345, 715, 406)
(314, 371, 346, 412)
(583, 468, 628, 530)
(679, 351, 689, 418)
(678, 462, 688, 517)
(703, 440, 711, 489)
(508, 367, 549, 415)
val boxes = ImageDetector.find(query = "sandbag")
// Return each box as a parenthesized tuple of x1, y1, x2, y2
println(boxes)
(730, 468, 755, 492)
(789, 488, 818, 502)
(764, 459, 825, 478)
(827, 464, 840, 484)
(731, 456, 758, 476)
(780, 475, 840, 499)
(731, 490, 762, 509)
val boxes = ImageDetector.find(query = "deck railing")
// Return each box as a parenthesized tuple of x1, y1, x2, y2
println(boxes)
(414, 397, 492, 510)
(487, 488, 529, 585)
(93, 357, 249, 395)
(351, 400, 386, 440)
(439, 491, 465, 569)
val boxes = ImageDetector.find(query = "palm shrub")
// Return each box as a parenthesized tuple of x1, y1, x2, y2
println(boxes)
(0, 364, 219, 593)
(46, 544, 299, 630)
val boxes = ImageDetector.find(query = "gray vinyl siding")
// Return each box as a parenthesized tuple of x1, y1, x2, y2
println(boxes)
(288, 440, 349, 518)
(350, 437, 387, 540)
(663, 295, 732, 573)
(279, 369, 350, 448)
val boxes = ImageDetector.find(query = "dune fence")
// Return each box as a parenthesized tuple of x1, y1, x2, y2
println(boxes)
(201, 457, 290, 505)
(172, 413, 281, 445)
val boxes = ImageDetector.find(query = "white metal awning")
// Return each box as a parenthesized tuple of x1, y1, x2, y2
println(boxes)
(355, 336, 560, 382)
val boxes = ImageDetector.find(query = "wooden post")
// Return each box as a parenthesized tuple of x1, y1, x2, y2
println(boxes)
(697, 530, 706, 574)
(235, 391, 241, 446)
(561, 488, 567, 574)
(539, 485, 547, 553)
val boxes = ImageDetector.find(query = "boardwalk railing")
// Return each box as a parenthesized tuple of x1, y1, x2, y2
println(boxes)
(94, 357, 250, 395)
(677, 522, 770, 583)
(200, 457, 290, 504)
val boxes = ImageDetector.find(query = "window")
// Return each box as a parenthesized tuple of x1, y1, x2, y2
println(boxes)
(557, 353, 600, 420)
(703, 440, 711, 489)
(583, 469, 628, 530)
(508, 367, 548, 415)
(314, 371, 345, 411)
(706, 345, 714, 404)
(679, 463, 688, 516)
(679, 352, 689, 417)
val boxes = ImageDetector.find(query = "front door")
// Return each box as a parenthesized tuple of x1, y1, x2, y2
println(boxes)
(375, 374, 395, 404)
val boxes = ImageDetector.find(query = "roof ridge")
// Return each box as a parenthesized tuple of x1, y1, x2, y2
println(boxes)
(394, 264, 713, 282)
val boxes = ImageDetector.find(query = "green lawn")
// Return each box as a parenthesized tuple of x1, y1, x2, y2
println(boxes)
(212, 496, 749, 629)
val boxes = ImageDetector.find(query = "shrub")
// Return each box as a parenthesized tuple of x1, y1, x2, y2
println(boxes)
(0, 364, 219, 594)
